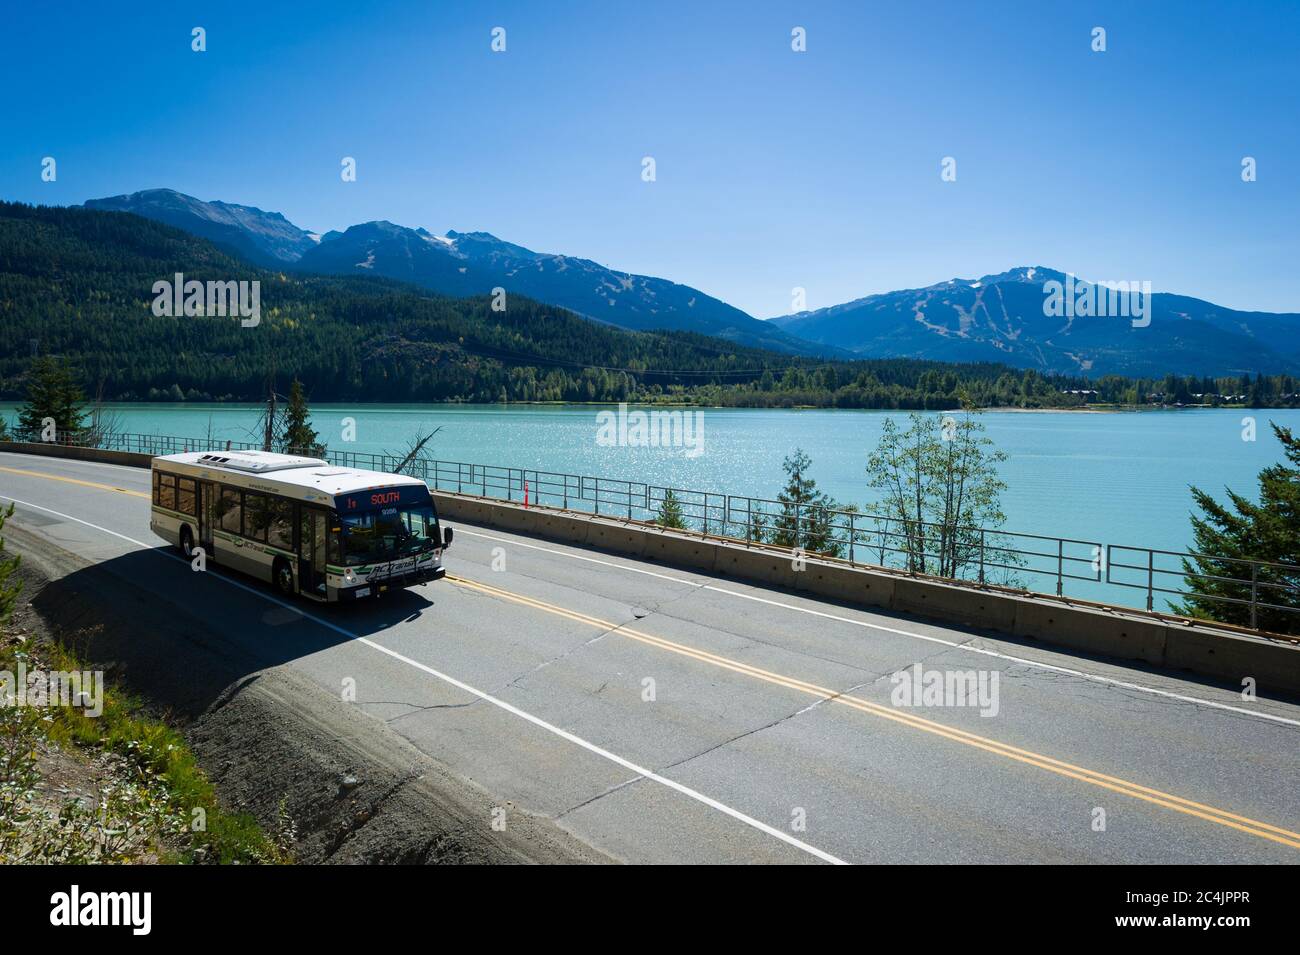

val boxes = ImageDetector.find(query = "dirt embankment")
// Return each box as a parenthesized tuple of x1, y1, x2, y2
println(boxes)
(6, 521, 609, 864)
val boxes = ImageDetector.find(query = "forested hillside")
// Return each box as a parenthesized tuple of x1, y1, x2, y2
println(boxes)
(1, 202, 1295, 409)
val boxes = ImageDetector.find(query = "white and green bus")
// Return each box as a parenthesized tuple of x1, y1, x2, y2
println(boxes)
(149, 450, 452, 602)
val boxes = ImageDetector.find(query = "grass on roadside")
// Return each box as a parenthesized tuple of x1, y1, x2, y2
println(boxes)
(1, 631, 294, 864)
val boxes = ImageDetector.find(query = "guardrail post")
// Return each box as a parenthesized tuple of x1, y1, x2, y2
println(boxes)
(1056, 539, 1064, 596)
(594, 477, 600, 515)
(1251, 563, 1259, 630)
(849, 512, 856, 564)
(747, 498, 753, 545)
(1146, 550, 1154, 611)
(979, 529, 986, 585)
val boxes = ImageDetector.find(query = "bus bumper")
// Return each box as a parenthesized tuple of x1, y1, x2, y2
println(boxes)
(336, 564, 445, 601)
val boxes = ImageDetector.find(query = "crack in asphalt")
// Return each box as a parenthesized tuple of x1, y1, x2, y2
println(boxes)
(554, 773, 646, 821)
(503, 628, 617, 691)
(376, 699, 481, 724)
(656, 698, 824, 774)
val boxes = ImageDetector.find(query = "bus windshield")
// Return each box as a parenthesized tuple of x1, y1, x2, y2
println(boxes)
(337, 504, 438, 566)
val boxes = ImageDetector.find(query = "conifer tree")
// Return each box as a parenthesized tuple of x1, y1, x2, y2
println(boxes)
(772, 449, 842, 556)
(17, 356, 85, 440)
(1177, 423, 1300, 632)
(281, 378, 323, 456)
(656, 489, 687, 529)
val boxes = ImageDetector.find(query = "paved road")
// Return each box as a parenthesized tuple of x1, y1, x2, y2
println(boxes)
(3, 450, 1299, 864)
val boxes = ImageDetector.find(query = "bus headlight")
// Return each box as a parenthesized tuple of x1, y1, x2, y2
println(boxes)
(344, 568, 356, 584)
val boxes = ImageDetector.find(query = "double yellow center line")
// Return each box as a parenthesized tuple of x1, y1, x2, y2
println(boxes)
(448, 573, 1300, 851)
(0, 463, 148, 498)
(5, 461, 1298, 851)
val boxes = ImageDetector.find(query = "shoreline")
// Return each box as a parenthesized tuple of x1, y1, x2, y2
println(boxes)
(0, 400, 1283, 415)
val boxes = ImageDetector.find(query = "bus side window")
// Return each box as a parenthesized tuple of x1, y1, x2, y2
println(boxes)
(157, 473, 176, 511)
(218, 487, 242, 535)
(244, 493, 270, 543)
(177, 478, 197, 516)
(267, 498, 294, 551)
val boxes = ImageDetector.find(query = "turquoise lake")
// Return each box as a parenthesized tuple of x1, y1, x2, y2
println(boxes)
(3, 403, 1294, 564)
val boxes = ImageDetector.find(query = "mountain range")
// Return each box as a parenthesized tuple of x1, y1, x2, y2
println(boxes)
(83, 190, 1298, 378)
(85, 189, 821, 357)
(771, 267, 1300, 378)
(85, 189, 318, 266)
(0, 200, 1095, 411)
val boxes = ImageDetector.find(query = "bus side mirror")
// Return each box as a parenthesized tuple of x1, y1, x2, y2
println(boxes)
(442, 526, 454, 548)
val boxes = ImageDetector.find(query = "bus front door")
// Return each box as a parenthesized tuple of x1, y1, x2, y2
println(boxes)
(297, 508, 329, 599)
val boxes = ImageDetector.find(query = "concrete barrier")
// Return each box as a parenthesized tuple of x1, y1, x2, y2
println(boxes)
(797, 561, 896, 611)
(583, 521, 647, 559)
(527, 511, 592, 547)
(1164, 623, 1300, 689)
(641, 530, 720, 572)
(713, 545, 797, 590)
(1, 441, 153, 469)
(1012, 599, 1168, 666)
(5, 439, 1298, 694)
(893, 577, 1019, 632)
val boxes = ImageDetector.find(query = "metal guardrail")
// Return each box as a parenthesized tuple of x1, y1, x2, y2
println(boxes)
(6, 428, 1298, 632)
(1108, 545, 1300, 632)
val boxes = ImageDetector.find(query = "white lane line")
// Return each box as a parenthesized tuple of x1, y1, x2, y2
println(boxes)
(0, 495, 847, 865)
(457, 528, 1300, 730)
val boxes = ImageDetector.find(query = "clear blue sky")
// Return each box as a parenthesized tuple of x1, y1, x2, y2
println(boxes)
(3, 0, 1297, 317)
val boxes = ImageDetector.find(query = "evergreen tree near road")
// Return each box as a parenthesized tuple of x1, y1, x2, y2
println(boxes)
(655, 489, 687, 529)
(281, 378, 324, 456)
(772, 449, 843, 556)
(1177, 423, 1300, 633)
(17, 356, 86, 440)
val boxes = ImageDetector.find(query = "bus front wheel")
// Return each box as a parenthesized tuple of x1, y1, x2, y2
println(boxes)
(273, 557, 296, 597)
(180, 525, 194, 559)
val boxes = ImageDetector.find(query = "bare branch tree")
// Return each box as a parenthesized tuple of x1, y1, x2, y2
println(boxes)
(387, 427, 442, 478)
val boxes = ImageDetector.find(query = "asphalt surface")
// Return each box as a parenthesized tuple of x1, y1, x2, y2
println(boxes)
(3, 450, 1299, 864)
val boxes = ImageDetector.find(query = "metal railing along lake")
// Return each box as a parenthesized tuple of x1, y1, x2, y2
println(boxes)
(6, 428, 1298, 634)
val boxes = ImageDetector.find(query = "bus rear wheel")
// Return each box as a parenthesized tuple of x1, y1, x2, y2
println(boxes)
(180, 525, 194, 559)
(273, 558, 296, 597)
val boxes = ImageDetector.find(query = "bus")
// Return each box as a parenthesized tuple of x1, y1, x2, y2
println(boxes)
(149, 450, 452, 601)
